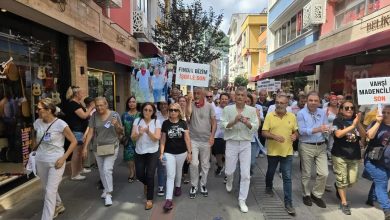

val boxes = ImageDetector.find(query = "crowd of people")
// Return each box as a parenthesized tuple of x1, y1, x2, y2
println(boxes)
(31, 85, 390, 220)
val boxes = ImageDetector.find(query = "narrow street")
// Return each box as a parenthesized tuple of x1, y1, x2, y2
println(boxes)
(1, 149, 385, 220)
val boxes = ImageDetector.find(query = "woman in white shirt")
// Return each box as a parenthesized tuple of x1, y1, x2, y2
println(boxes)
(131, 102, 161, 210)
(34, 98, 77, 220)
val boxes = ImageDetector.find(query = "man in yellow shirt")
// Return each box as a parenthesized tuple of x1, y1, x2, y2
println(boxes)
(262, 94, 298, 216)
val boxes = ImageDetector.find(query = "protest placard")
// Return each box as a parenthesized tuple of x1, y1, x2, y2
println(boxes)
(176, 61, 210, 88)
(356, 77, 390, 105)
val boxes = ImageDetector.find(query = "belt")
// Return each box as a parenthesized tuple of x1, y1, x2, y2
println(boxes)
(303, 142, 325, 145)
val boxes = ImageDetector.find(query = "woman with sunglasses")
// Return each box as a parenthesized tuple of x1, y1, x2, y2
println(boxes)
(83, 97, 123, 207)
(121, 96, 140, 183)
(160, 103, 192, 211)
(131, 102, 161, 210)
(34, 98, 78, 219)
(331, 101, 365, 215)
(365, 105, 390, 220)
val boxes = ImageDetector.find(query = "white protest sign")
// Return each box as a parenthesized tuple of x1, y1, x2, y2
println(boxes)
(257, 80, 270, 90)
(356, 77, 390, 105)
(267, 79, 276, 91)
(176, 61, 210, 87)
(274, 81, 281, 90)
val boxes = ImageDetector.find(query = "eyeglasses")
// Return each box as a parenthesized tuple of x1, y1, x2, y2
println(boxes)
(275, 101, 287, 105)
(169, 109, 180, 113)
(143, 108, 153, 112)
(206, 96, 213, 98)
(343, 106, 354, 111)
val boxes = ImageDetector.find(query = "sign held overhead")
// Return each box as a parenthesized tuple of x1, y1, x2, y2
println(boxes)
(176, 61, 210, 87)
(356, 77, 390, 105)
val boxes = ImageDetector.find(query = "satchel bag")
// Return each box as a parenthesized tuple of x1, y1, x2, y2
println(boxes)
(96, 144, 116, 156)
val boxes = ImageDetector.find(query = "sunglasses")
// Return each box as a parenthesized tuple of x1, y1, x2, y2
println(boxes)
(169, 109, 180, 113)
(143, 108, 153, 112)
(206, 96, 213, 98)
(343, 106, 354, 111)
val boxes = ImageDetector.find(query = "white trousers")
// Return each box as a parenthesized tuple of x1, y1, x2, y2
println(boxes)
(165, 152, 188, 200)
(190, 140, 210, 187)
(225, 140, 251, 201)
(36, 160, 65, 220)
(94, 147, 119, 193)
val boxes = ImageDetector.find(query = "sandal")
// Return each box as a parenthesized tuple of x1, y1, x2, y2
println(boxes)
(128, 176, 135, 183)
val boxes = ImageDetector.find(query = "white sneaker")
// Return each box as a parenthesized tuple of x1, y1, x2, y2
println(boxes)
(293, 151, 299, 157)
(71, 174, 86, 181)
(81, 168, 91, 174)
(105, 194, 112, 206)
(101, 191, 107, 199)
(238, 199, 248, 213)
(226, 175, 233, 192)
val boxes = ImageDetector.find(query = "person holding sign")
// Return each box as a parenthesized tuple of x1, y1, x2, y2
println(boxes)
(364, 105, 390, 220)
(297, 92, 329, 208)
(332, 101, 365, 215)
(186, 87, 216, 199)
(221, 87, 259, 213)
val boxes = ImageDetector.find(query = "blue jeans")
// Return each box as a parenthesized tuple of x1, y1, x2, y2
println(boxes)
(157, 160, 166, 188)
(153, 89, 163, 103)
(266, 155, 293, 205)
(365, 159, 390, 212)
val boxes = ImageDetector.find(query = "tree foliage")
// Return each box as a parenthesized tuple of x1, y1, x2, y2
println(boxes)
(234, 75, 249, 88)
(153, 0, 226, 63)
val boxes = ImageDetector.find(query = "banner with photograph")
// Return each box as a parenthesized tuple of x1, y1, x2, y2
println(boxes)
(131, 57, 167, 103)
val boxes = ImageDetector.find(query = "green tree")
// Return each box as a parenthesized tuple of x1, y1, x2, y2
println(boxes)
(234, 75, 249, 87)
(153, 0, 226, 63)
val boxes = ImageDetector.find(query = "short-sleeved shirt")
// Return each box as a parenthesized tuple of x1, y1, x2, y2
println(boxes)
(162, 119, 188, 154)
(214, 106, 224, 139)
(262, 112, 298, 157)
(331, 117, 361, 160)
(88, 111, 122, 152)
(189, 102, 216, 142)
(34, 118, 68, 163)
(152, 75, 165, 90)
(133, 118, 161, 154)
(136, 69, 151, 89)
(65, 101, 88, 132)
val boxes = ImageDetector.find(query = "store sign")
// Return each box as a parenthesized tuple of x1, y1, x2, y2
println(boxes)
(366, 14, 390, 32)
(176, 61, 210, 87)
(356, 77, 390, 105)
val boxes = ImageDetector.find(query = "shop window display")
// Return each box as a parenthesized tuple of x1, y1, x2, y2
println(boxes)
(88, 68, 116, 110)
(0, 31, 62, 190)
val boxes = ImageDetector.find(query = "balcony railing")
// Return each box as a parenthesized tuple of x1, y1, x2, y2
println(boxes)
(132, 10, 153, 41)
(94, 0, 122, 8)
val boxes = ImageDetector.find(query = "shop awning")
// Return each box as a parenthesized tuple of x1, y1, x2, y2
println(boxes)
(87, 42, 133, 66)
(139, 42, 164, 57)
(301, 28, 390, 66)
(255, 62, 314, 81)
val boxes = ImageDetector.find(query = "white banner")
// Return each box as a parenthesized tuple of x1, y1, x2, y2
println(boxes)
(356, 77, 390, 105)
(274, 81, 281, 90)
(257, 79, 275, 91)
(176, 61, 210, 87)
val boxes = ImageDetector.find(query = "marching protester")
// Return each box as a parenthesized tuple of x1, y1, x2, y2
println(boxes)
(332, 101, 365, 215)
(222, 86, 259, 213)
(262, 94, 298, 216)
(297, 92, 329, 208)
(213, 93, 229, 176)
(64, 86, 94, 181)
(83, 97, 123, 207)
(131, 103, 161, 210)
(364, 105, 390, 220)
(34, 98, 78, 219)
(186, 87, 216, 199)
(178, 95, 191, 184)
(160, 103, 192, 211)
(121, 96, 140, 183)
(156, 100, 169, 196)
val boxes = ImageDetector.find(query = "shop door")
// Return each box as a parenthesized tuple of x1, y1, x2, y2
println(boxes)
(87, 68, 116, 110)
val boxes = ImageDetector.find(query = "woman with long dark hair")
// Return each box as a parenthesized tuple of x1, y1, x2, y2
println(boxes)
(331, 100, 365, 215)
(121, 96, 140, 183)
(131, 102, 161, 210)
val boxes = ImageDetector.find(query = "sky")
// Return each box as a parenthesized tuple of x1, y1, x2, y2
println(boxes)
(182, 0, 268, 34)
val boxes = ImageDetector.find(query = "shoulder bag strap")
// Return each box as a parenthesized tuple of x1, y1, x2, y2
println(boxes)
(33, 118, 59, 151)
